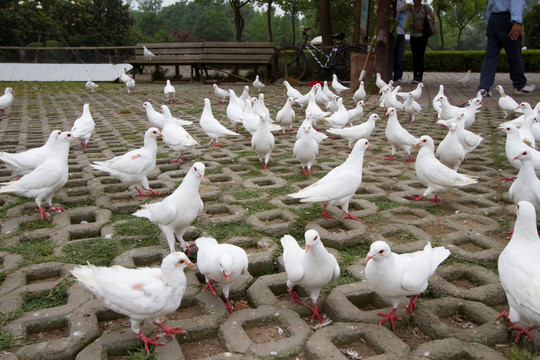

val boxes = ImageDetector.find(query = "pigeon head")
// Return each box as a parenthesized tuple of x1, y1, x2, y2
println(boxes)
(384, 107, 396, 117)
(219, 253, 233, 282)
(160, 104, 172, 118)
(449, 123, 458, 133)
(304, 229, 320, 252)
(416, 135, 434, 148)
(142, 102, 152, 110)
(365, 241, 392, 262)
(161, 252, 194, 285)
(514, 201, 539, 236)
(500, 125, 518, 135)
(512, 149, 532, 162)
(191, 162, 205, 180)
(351, 138, 371, 154)
(145, 127, 163, 139)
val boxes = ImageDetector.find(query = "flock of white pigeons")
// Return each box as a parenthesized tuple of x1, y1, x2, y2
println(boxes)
(0, 67, 539, 352)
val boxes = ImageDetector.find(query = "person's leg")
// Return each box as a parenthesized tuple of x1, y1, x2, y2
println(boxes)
(496, 16, 527, 90)
(416, 36, 428, 81)
(393, 34, 406, 81)
(410, 37, 421, 81)
(478, 16, 503, 92)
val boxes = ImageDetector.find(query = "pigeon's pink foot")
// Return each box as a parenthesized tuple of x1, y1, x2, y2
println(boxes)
(261, 164, 269, 170)
(290, 128, 295, 132)
(224, 297, 234, 313)
(308, 169, 313, 175)
(406, 155, 414, 163)
(49, 206, 65, 213)
(496, 311, 512, 325)
(170, 158, 181, 164)
(383, 155, 395, 161)
(181, 242, 196, 257)
(210, 142, 221, 147)
(343, 212, 361, 221)
(331, 135, 336, 140)
(246, 138, 252, 142)
(503, 231, 513, 240)
(428, 195, 441, 204)
(319, 204, 336, 219)
(137, 331, 165, 353)
(147, 188, 164, 196)
(301, 169, 307, 175)
(203, 281, 220, 295)
(510, 324, 539, 342)
(409, 195, 424, 201)
(288, 289, 305, 306)
(37, 206, 50, 221)
(154, 322, 186, 337)
(500, 176, 516, 183)
(308, 302, 324, 322)
(81, 142, 88, 149)
(406, 295, 418, 315)
(135, 187, 151, 198)
(377, 307, 401, 330)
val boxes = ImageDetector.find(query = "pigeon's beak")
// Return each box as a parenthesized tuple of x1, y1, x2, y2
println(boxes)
(158, 133, 164, 138)
(500, 129, 505, 134)
(512, 155, 520, 160)
(223, 271, 230, 283)
(305, 244, 311, 253)
(198, 171, 204, 180)
(187, 260, 194, 267)
(365, 254, 374, 262)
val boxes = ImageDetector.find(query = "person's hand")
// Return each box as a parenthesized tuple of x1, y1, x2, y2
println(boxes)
(509, 22, 522, 40)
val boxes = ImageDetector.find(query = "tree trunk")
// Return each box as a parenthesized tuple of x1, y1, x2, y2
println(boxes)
(320, 0, 332, 47)
(266, 0, 273, 42)
(374, 0, 393, 81)
(437, 11, 444, 50)
(229, 0, 246, 42)
(291, 4, 297, 45)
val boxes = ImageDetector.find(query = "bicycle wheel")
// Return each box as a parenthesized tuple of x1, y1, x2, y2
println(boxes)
(271, 47, 308, 82)
(332, 46, 367, 81)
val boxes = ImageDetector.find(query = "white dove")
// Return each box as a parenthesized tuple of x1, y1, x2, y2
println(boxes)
(120, 68, 132, 84)
(375, 73, 388, 93)
(508, 150, 540, 213)
(353, 80, 367, 102)
(199, 98, 239, 147)
(297, 116, 327, 144)
(91, 128, 163, 198)
(239, 85, 251, 102)
(85, 79, 98, 93)
(408, 82, 424, 101)
(403, 93, 422, 124)
(435, 95, 465, 120)
(0, 87, 14, 116)
(457, 69, 471, 87)
(325, 94, 340, 113)
(252, 93, 271, 120)
(251, 115, 275, 170)
(411, 135, 478, 203)
(70, 103, 95, 149)
(436, 122, 465, 171)
(71, 251, 193, 353)
(498, 101, 538, 128)
(496, 85, 522, 119)
(242, 99, 281, 137)
(322, 98, 349, 129)
(226, 89, 244, 133)
(294, 122, 319, 175)
(454, 115, 483, 156)
(213, 84, 229, 105)
(497, 201, 540, 342)
(283, 80, 303, 101)
(161, 105, 198, 163)
(195, 237, 249, 313)
(276, 97, 295, 134)
(253, 75, 265, 93)
(432, 84, 445, 114)
(327, 113, 379, 151)
(0, 130, 61, 178)
(281, 229, 340, 322)
(500, 125, 540, 182)
(142, 102, 192, 130)
(314, 84, 330, 108)
(331, 74, 349, 94)
(462, 98, 482, 128)
(126, 78, 136, 94)
(518, 114, 536, 148)
(306, 89, 331, 128)
(0, 131, 73, 220)
(163, 80, 176, 103)
(295, 86, 317, 111)
(347, 100, 365, 125)
(143, 45, 156, 60)
(133, 162, 205, 253)
(288, 138, 371, 221)
(384, 107, 418, 162)
(365, 241, 450, 330)
(322, 80, 335, 99)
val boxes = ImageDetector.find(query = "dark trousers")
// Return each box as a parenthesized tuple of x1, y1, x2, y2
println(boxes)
(478, 12, 527, 92)
(410, 36, 428, 81)
(393, 34, 406, 81)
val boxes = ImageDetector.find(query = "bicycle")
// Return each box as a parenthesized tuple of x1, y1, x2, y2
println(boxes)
(271, 28, 367, 82)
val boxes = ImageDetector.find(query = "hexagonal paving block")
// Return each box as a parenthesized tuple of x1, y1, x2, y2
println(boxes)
(305, 322, 409, 359)
(224, 236, 278, 277)
(243, 175, 288, 190)
(0, 251, 22, 273)
(246, 209, 298, 237)
(304, 217, 366, 249)
(408, 337, 507, 359)
(441, 231, 504, 266)
(198, 203, 247, 225)
(380, 206, 436, 226)
(442, 213, 500, 234)
(447, 196, 503, 216)
(220, 305, 313, 358)
(51, 206, 112, 245)
(367, 224, 432, 254)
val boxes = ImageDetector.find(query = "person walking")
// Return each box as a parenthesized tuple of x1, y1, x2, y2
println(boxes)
(393, 0, 411, 84)
(478, 0, 534, 96)
(408, 0, 436, 84)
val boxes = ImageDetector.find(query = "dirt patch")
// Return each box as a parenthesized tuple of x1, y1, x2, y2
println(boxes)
(26, 326, 70, 343)
(420, 222, 455, 236)
(393, 326, 432, 349)
(457, 241, 485, 252)
(441, 312, 478, 329)
(243, 318, 291, 344)
(168, 303, 207, 320)
(338, 338, 379, 358)
(450, 277, 478, 289)
(180, 337, 226, 359)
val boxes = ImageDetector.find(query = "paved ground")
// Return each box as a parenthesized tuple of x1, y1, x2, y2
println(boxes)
(0, 71, 540, 359)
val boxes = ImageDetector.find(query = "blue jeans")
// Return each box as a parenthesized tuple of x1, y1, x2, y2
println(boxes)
(478, 12, 527, 92)
(393, 34, 406, 81)
(410, 36, 428, 81)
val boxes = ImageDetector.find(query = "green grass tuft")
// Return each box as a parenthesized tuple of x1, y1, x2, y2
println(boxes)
(61, 238, 122, 266)
(22, 278, 74, 312)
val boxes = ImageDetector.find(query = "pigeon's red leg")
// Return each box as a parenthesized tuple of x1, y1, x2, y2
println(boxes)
(510, 324, 539, 342)
(301, 169, 307, 175)
(496, 311, 513, 325)
(147, 188, 164, 196)
(409, 195, 424, 201)
(262, 164, 269, 170)
(37, 206, 50, 221)
(428, 195, 441, 204)
(170, 158, 181, 164)
(137, 331, 165, 353)
(499, 176, 516, 183)
(288, 289, 305, 306)
(210, 141, 221, 148)
(406, 155, 414, 163)
(49, 206, 65, 213)
(308, 302, 324, 322)
(383, 155, 394, 160)
(181, 242, 196, 257)
(203, 280, 220, 295)
(343, 212, 361, 221)
(377, 307, 402, 330)
(134, 186, 151, 197)
(290, 128, 295, 132)
(406, 295, 418, 315)
(81, 142, 88, 149)
(319, 203, 336, 219)
(154, 322, 186, 337)
(224, 297, 234, 313)
(503, 231, 513, 239)
(308, 169, 313, 175)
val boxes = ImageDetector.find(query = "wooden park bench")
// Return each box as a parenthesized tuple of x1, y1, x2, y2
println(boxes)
(128, 42, 275, 83)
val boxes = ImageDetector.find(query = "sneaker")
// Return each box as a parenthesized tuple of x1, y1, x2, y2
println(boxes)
(411, 79, 421, 84)
(513, 84, 535, 94)
(394, 79, 407, 84)
(479, 89, 492, 97)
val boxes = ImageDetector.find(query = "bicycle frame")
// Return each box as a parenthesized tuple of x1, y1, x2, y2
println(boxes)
(298, 29, 343, 71)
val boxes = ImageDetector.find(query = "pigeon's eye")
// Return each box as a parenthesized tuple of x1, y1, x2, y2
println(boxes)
(378, 249, 384, 254)
(506, 128, 510, 131)
(194, 167, 198, 172)
(178, 259, 184, 264)
(67, 134, 71, 137)
(423, 139, 427, 142)
(523, 151, 527, 156)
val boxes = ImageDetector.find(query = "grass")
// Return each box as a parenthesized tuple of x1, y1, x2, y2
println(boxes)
(113, 217, 162, 238)
(61, 237, 123, 267)
(22, 278, 73, 312)
(195, 221, 260, 239)
(3, 237, 57, 266)
(506, 345, 537, 360)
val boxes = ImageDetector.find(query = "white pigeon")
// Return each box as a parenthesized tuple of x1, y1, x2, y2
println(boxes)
(409, 82, 424, 101)
(133, 162, 205, 253)
(436, 122, 465, 171)
(436, 95, 465, 120)
(496, 85, 522, 119)
(462, 98, 482, 128)
(195, 236, 249, 313)
(251, 115, 275, 170)
(322, 80, 335, 99)
(412, 135, 478, 203)
(454, 115, 483, 155)
(163, 80, 176, 103)
(126, 78, 136, 94)
(0, 130, 61, 178)
(281, 229, 340, 322)
(384, 107, 418, 162)
(327, 113, 379, 151)
(252, 93, 271, 120)
(293, 122, 320, 175)
(296, 115, 327, 144)
(226, 89, 244, 133)
(296, 86, 317, 111)
(276, 97, 295, 134)
(253, 75, 265, 93)
(365, 240, 450, 330)
(242, 99, 282, 137)
(375, 73, 388, 93)
(353, 80, 367, 102)
(497, 201, 540, 342)
(432, 84, 445, 114)
(199, 98, 239, 147)
(91, 128, 163, 198)
(322, 98, 349, 129)
(314, 83, 330, 108)
(305, 89, 331, 128)
(347, 100, 365, 125)
(160, 105, 198, 163)
(518, 114, 536, 148)
(142, 102, 192, 130)
(500, 125, 540, 182)
(325, 94, 340, 113)
(498, 101, 538, 129)
(143, 45, 156, 60)
(457, 69, 471, 87)
(0, 131, 73, 220)
(71, 103, 95, 149)
(380, 85, 404, 110)
(239, 85, 251, 102)
(71, 252, 193, 353)
(85, 79, 98, 93)
(508, 150, 540, 213)
(213, 84, 229, 105)
(403, 93, 422, 124)
(120, 67, 132, 84)
(331, 74, 349, 94)
(0, 87, 14, 116)
(288, 138, 371, 221)
(283, 80, 304, 101)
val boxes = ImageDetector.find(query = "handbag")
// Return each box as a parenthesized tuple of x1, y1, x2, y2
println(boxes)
(423, 6, 435, 37)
